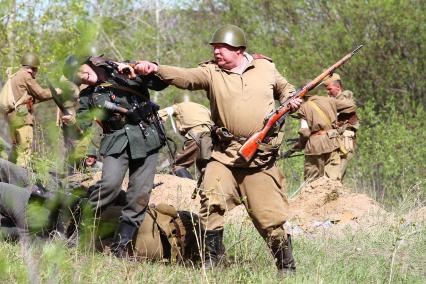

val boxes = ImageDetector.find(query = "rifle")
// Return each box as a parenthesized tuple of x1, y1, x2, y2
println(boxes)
(279, 149, 304, 159)
(105, 60, 136, 76)
(48, 81, 83, 134)
(238, 45, 363, 162)
(47, 81, 71, 116)
(285, 137, 300, 145)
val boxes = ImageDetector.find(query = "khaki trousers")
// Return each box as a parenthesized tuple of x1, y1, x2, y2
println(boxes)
(200, 160, 289, 240)
(14, 125, 33, 168)
(304, 150, 341, 181)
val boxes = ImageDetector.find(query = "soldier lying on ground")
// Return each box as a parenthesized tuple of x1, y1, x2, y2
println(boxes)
(0, 158, 204, 263)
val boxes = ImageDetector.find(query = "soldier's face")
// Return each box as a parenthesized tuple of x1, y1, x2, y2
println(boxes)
(326, 83, 341, 97)
(212, 43, 243, 70)
(76, 64, 98, 85)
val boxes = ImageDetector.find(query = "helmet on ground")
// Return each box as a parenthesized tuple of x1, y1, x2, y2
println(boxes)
(20, 53, 40, 68)
(209, 25, 247, 48)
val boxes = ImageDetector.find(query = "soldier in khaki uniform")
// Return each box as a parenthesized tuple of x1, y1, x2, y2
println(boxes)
(158, 96, 213, 179)
(296, 94, 356, 181)
(322, 73, 359, 179)
(6, 53, 60, 167)
(130, 25, 301, 275)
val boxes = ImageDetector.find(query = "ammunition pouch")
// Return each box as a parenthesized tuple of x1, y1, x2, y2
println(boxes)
(132, 101, 159, 123)
(326, 129, 339, 139)
(104, 113, 127, 132)
(212, 126, 234, 143)
(342, 130, 356, 153)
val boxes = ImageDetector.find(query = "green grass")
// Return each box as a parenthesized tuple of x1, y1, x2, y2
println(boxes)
(1, 213, 425, 284)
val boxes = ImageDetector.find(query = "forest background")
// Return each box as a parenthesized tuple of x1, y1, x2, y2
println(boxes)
(0, 0, 425, 207)
(0, 1, 425, 283)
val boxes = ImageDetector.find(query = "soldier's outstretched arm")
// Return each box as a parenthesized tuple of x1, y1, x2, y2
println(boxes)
(134, 61, 158, 75)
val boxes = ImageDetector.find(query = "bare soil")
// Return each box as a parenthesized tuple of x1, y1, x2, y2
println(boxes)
(78, 173, 424, 235)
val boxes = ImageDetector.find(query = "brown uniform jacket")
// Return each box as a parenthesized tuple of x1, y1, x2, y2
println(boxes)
(298, 95, 356, 155)
(158, 102, 213, 139)
(334, 90, 359, 131)
(156, 54, 295, 167)
(8, 68, 52, 125)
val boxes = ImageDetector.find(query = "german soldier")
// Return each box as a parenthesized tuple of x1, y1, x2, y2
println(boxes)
(62, 54, 168, 257)
(129, 25, 301, 275)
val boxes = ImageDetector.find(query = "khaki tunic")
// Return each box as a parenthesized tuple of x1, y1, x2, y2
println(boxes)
(334, 89, 359, 179)
(6, 68, 52, 166)
(298, 95, 356, 180)
(156, 54, 295, 167)
(298, 95, 356, 155)
(159, 102, 214, 171)
(8, 68, 52, 125)
(158, 101, 213, 139)
(156, 55, 294, 243)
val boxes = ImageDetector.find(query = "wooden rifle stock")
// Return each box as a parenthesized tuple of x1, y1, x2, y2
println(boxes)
(238, 45, 363, 162)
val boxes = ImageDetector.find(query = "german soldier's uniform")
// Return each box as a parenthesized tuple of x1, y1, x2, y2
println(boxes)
(0, 181, 81, 241)
(148, 25, 297, 273)
(158, 101, 213, 178)
(297, 95, 356, 180)
(72, 56, 168, 255)
(6, 54, 53, 167)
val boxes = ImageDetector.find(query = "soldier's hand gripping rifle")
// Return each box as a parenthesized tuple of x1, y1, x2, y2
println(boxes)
(238, 45, 364, 162)
(105, 61, 137, 78)
(48, 81, 83, 134)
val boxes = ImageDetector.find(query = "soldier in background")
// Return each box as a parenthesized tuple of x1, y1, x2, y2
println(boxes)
(322, 73, 359, 179)
(296, 93, 356, 181)
(5, 53, 61, 167)
(158, 94, 213, 179)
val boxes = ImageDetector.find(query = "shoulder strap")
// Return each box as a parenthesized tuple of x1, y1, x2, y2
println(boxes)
(99, 82, 149, 100)
(252, 53, 273, 62)
(308, 100, 332, 127)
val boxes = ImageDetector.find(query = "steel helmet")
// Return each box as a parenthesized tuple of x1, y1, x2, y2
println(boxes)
(210, 25, 247, 48)
(20, 53, 40, 68)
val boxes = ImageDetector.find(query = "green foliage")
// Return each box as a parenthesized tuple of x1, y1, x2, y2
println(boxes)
(0, 218, 424, 283)
(348, 101, 426, 207)
(0, 0, 425, 205)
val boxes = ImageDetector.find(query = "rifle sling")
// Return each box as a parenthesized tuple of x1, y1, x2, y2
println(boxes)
(307, 101, 332, 127)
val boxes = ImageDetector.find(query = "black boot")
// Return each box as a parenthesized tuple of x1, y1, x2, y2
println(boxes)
(112, 221, 138, 258)
(174, 168, 193, 179)
(270, 235, 296, 276)
(203, 229, 224, 269)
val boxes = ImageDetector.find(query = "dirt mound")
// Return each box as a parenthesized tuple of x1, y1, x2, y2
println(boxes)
(72, 172, 386, 233)
(151, 174, 248, 223)
(287, 177, 385, 234)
